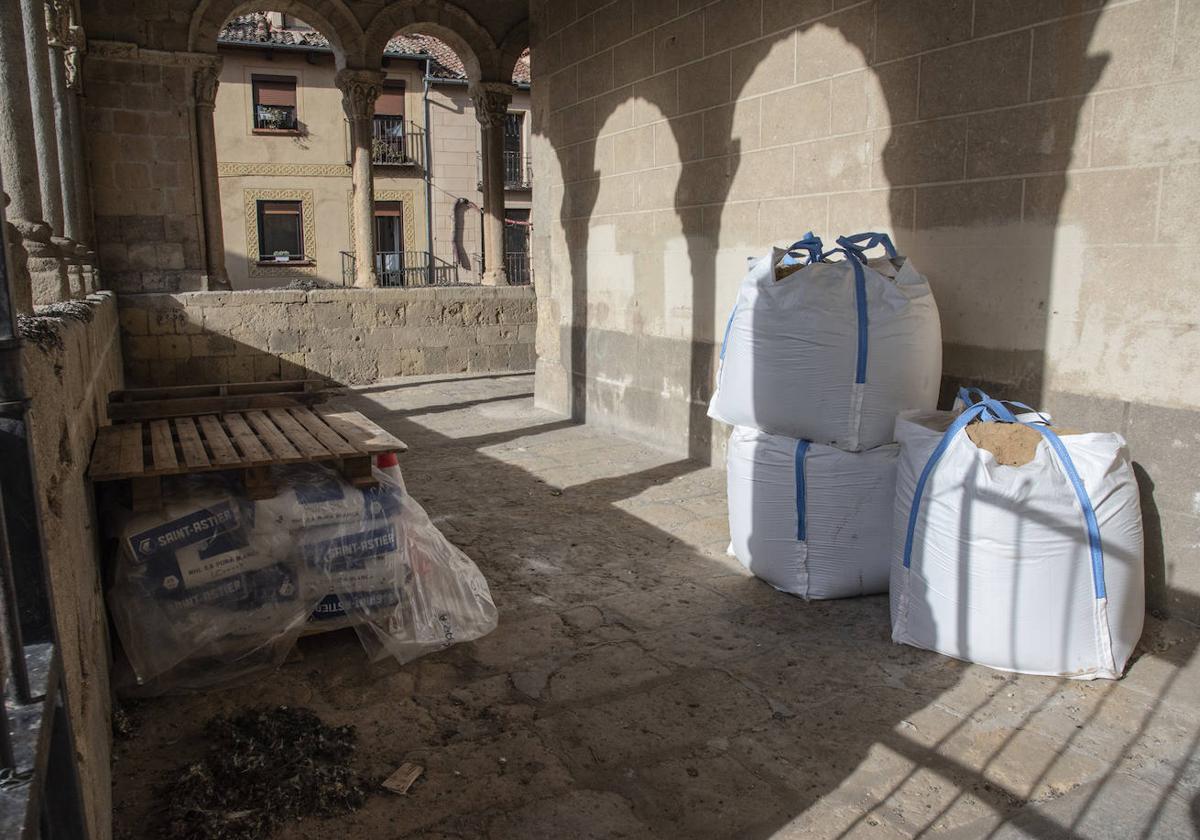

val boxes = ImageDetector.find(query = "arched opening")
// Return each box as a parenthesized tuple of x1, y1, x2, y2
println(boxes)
(365, 27, 529, 285)
(206, 9, 356, 289)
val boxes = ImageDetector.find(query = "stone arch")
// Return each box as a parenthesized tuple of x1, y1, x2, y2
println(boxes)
(188, 0, 366, 68)
(497, 19, 530, 83)
(362, 1, 494, 83)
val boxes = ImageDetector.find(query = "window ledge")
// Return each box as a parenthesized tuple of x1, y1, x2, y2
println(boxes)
(256, 259, 314, 267)
(252, 128, 304, 136)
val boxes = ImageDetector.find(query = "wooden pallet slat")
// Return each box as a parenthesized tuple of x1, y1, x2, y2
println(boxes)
(318, 410, 408, 453)
(173, 417, 210, 469)
(90, 426, 125, 479)
(148, 419, 178, 473)
(245, 410, 301, 461)
(267, 408, 330, 459)
(117, 423, 145, 476)
(288, 407, 358, 456)
(198, 414, 240, 465)
(222, 412, 271, 463)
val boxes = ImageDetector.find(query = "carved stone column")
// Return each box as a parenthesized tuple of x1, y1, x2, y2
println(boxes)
(472, 82, 514, 286)
(46, 0, 84, 296)
(336, 68, 384, 288)
(65, 28, 97, 290)
(20, 0, 66, 238)
(194, 61, 231, 291)
(0, 0, 66, 305)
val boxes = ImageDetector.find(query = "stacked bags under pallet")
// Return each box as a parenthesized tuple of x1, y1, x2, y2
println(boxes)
(711, 232, 942, 598)
(891, 389, 1145, 679)
(108, 462, 498, 692)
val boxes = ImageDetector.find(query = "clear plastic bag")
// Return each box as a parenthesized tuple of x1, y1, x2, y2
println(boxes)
(107, 462, 497, 693)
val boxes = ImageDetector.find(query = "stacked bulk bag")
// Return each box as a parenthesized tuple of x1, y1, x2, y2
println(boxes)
(726, 427, 898, 598)
(709, 232, 941, 451)
(719, 232, 941, 599)
(890, 390, 1145, 679)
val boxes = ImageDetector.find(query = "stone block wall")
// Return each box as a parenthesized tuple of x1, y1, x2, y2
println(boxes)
(20, 291, 123, 840)
(84, 44, 208, 293)
(530, 0, 1200, 621)
(117, 285, 537, 386)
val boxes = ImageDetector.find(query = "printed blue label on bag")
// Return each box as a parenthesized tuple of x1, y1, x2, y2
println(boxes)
(362, 485, 402, 520)
(295, 477, 346, 505)
(302, 525, 398, 572)
(128, 501, 241, 562)
(310, 589, 400, 620)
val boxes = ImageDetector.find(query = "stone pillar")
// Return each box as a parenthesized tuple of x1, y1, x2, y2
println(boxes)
(0, 0, 66, 305)
(65, 29, 97, 289)
(21, 0, 66, 239)
(472, 82, 514, 286)
(336, 68, 384, 288)
(45, 1, 83, 297)
(193, 62, 231, 291)
(4, 194, 34, 316)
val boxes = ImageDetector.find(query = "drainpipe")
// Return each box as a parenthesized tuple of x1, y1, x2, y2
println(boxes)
(423, 59, 434, 286)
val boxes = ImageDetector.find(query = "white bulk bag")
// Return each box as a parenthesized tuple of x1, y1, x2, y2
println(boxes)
(890, 395, 1145, 679)
(708, 232, 941, 450)
(727, 426, 898, 599)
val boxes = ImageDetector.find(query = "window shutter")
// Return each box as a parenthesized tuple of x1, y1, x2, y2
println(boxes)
(374, 201, 403, 218)
(261, 201, 300, 216)
(253, 76, 297, 107)
(376, 83, 405, 117)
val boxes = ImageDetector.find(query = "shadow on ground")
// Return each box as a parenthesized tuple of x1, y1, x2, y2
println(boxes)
(111, 373, 1200, 840)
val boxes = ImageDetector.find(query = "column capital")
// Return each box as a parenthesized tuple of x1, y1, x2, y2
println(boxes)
(470, 82, 515, 128)
(193, 61, 222, 109)
(335, 68, 385, 122)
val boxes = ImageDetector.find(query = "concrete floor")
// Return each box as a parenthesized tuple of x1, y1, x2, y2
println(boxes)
(112, 372, 1200, 839)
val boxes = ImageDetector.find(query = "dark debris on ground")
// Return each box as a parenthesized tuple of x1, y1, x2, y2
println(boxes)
(159, 705, 370, 840)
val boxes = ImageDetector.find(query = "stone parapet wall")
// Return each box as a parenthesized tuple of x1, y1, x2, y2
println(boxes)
(117, 285, 537, 386)
(20, 291, 123, 840)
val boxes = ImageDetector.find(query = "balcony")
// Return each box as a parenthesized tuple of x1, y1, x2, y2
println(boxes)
(340, 250, 461, 286)
(370, 116, 422, 167)
(476, 151, 533, 190)
(506, 251, 531, 285)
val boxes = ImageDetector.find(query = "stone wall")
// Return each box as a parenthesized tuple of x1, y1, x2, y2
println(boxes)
(117, 285, 536, 386)
(84, 43, 208, 293)
(530, 0, 1200, 622)
(20, 291, 123, 840)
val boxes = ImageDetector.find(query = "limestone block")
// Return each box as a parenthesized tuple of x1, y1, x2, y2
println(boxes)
(124, 335, 157, 360)
(831, 60, 920, 134)
(1030, 0, 1175, 100)
(872, 117, 966, 187)
(253, 355, 281, 382)
(226, 355, 257, 383)
(731, 32, 795, 99)
(267, 331, 302, 354)
(118, 307, 147, 336)
(919, 30, 1030, 119)
(875, 0, 972, 63)
(157, 335, 190, 360)
(518, 323, 537, 344)
(792, 134, 872, 195)
(915, 179, 1022, 230)
(966, 98, 1093, 178)
(678, 53, 731, 114)
(760, 81, 831, 148)
(127, 243, 159, 271)
(1024, 168, 1158, 245)
(406, 299, 445, 325)
(1092, 78, 1200, 167)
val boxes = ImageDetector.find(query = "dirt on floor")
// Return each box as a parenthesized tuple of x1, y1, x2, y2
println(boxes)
(111, 372, 1200, 840)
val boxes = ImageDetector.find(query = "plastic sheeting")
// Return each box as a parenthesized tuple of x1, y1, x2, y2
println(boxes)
(889, 397, 1145, 679)
(108, 463, 498, 693)
(708, 234, 941, 451)
(726, 426, 898, 599)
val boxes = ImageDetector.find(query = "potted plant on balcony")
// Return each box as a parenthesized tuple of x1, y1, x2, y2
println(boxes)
(272, 250, 291, 263)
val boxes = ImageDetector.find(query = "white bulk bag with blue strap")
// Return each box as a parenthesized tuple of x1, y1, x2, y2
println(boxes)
(708, 232, 941, 450)
(727, 426, 898, 599)
(890, 391, 1145, 679)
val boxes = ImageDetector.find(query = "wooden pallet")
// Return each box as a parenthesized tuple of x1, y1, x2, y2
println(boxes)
(107, 379, 330, 422)
(90, 406, 407, 508)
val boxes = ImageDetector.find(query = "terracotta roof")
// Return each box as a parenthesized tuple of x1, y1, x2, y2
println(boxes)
(218, 12, 531, 85)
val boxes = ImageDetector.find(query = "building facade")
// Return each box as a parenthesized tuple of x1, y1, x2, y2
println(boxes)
(214, 13, 531, 290)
